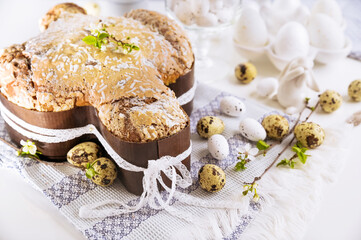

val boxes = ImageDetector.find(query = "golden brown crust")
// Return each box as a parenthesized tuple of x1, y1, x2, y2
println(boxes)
(125, 9, 194, 85)
(0, 8, 192, 143)
(39, 3, 87, 32)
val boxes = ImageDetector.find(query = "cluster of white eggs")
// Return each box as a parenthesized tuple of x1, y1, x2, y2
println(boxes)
(167, 0, 239, 27)
(207, 96, 267, 160)
(234, 0, 349, 70)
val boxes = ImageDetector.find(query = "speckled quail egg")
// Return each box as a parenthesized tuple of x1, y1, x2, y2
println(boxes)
(87, 157, 118, 187)
(348, 80, 361, 102)
(220, 96, 246, 117)
(208, 134, 229, 160)
(239, 118, 267, 142)
(294, 122, 325, 149)
(67, 142, 102, 168)
(198, 164, 226, 192)
(319, 90, 342, 113)
(235, 63, 257, 84)
(197, 116, 225, 138)
(261, 114, 289, 140)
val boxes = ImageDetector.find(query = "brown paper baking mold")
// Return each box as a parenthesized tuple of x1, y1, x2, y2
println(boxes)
(0, 93, 191, 195)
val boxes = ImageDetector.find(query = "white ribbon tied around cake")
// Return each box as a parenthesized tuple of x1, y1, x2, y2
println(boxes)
(0, 83, 244, 221)
(177, 79, 197, 106)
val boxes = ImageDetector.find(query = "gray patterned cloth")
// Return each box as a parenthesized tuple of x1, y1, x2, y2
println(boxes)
(0, 83, 298, 239)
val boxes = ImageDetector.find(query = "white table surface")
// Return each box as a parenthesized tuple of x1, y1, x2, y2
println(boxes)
(1, 1, 361, 240)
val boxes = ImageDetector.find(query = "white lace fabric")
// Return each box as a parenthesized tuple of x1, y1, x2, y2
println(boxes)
(0, 86, 243, 221)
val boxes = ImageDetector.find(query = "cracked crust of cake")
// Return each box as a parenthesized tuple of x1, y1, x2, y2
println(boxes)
(0, 6, 193, 143)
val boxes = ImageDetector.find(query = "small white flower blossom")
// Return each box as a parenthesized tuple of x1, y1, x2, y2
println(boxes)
(237, 143, 259, 161)
(100, 45, 107, 52)
(88, 22, 107, 36)
(20, 140, 37, 155)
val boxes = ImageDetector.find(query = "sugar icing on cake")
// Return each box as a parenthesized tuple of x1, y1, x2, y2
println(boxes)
(0, 5, 194, 143)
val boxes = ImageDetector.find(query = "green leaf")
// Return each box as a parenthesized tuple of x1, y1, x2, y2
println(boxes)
(277, 159, 290, 167)
(305, 97, 310, 104)
(292, 146, 301, 153)
(85, 168, 99, 179)
(296, 141, 304, 149)
(297, 152, 308, 164)
(82, 35, 97, 45)
(242, 190, 249, 196)
(234, 160, 247, 171)
(289, 161, 295, 168)
(95, 40, 102, 49)
(98, 32, 109, 40)
(257, 140, 270, 151)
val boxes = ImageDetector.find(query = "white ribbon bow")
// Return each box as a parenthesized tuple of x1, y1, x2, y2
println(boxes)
(1, 101, 246, 222)
(79, 149, 193, 219)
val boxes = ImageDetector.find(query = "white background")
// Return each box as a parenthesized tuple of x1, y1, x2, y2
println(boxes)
(0, 0, 361, 239)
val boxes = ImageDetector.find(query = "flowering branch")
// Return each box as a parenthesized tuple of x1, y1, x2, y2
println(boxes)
(16, 140, 42, 159)
(239, 99, 320, 200)
(82, 21, 139, 54)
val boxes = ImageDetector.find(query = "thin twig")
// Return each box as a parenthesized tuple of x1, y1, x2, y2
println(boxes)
(242, 100, 319, 185)
(0, 137, 18, 150)
(244, 136, 296, 185)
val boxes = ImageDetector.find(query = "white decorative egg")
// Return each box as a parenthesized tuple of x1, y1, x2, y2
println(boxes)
(215, 7, 233, 24)
(274, 22, 309, 60)
(194, 0, 210, 16)
(273, 0, 300, 12)
(234, 7, 268, 48)
(307, 13, 345, 50)
(210, 0, 223, 10)
(311, 0, 343, 25)
(208, 134, 229, 160)
(239, 118, 266, 141)
(220, 96, 246, 117)
(256, 77, 279, 98)
(174, 1, 195, 26)
(196, 12, 219, 27)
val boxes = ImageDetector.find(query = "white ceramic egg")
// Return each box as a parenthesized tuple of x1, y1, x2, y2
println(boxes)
(273, 0, 300, 12)
(174, 1, 194, 26)
(196, 12, 219, 27)
(234, 7, 268, 48)
(224, 0, 239, 7)
(307, 13, 345, 49)
(274, 22, 309, 60)
(208, 134, 229, 160)
(210, 0, 223, 10)
(215, 7, 233, 24)
(190, 0, 210, 16)
(239, 118, 266, 141)
(311, 0, 343, 25)
(256, 77, 279, 98)
(220, 96, 246, 117)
